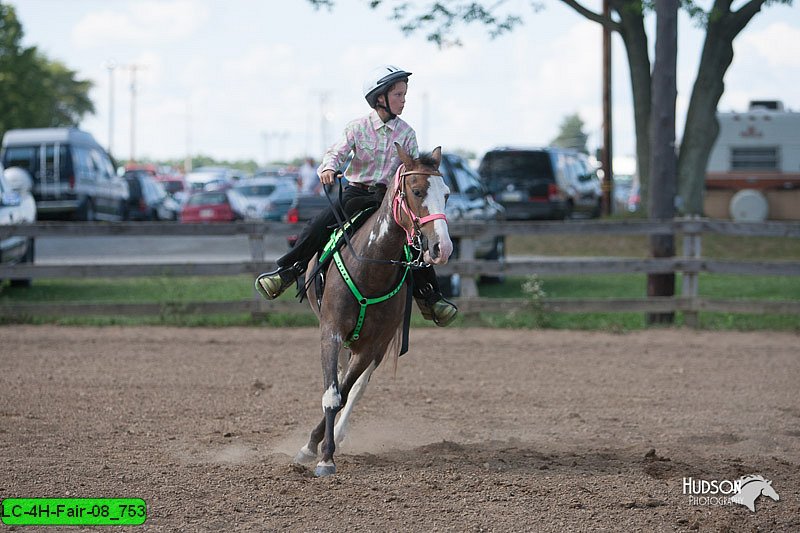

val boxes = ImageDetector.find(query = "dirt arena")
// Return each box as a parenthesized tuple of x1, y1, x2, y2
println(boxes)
(1, 326, 798, 532)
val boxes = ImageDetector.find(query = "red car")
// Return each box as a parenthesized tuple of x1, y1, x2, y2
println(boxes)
(179, 191, 241, 223)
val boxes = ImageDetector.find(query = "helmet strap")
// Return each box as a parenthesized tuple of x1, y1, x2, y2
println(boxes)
(376, 90, 397, 120)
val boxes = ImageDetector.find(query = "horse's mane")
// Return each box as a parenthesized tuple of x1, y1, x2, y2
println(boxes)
(416, 151, 439, 169)
(739, 474, 768, 485)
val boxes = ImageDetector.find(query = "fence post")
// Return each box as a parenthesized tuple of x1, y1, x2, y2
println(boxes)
(681, 216, 701, 327)
(248, 232, 268, 315)
(459, 236, 479, 299)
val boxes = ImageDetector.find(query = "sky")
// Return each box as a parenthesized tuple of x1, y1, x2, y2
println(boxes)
(8, 0, 800, 166)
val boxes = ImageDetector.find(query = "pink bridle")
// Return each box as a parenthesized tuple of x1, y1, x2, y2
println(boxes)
(391, 164, 448, 245)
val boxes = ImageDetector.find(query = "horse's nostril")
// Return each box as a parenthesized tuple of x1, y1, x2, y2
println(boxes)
(432, 242, 441, 259)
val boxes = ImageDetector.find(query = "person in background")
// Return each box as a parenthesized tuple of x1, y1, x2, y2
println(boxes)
(298, 157, 320, 195)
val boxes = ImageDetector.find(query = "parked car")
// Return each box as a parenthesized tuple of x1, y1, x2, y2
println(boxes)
(184, 166, 246, 194)
(0, 128, 128, 221)
(478, 147, 602, 220)
(0, 164, 37, 287)
(231, 176, 297, 221)
(155, 175, 189, 204)
(123, 171, 181, 221)
(179, 190, 243, 223)
(612, 156, 641, 213)
(438, 152, 506, 296)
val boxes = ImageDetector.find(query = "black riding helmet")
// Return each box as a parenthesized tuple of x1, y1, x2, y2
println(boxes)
(362, 65, 412, 119)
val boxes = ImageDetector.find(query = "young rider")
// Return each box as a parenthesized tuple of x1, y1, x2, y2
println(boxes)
(255, 65, 458, 326)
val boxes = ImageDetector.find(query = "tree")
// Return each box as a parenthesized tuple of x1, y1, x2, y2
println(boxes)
(309, 0, 792, 214)
(648, 0, 678, 324)
(0, 3, 94, 139)
(550, 113, 589, 153)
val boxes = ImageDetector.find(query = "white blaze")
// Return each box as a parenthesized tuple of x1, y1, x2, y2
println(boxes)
(422, 176, 453, 263)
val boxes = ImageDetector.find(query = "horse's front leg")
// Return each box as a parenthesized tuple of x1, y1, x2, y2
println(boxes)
(315, 332, 343, 477)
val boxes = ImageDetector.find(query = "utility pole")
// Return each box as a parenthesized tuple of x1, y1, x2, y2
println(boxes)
(422, 92, 430, 151)
(185, 101, 192, 172)
(601, 0, 613, 216)
(122, 63, 146, 162)
(319, 92, 331, 154)
(105, 59, 116, 155)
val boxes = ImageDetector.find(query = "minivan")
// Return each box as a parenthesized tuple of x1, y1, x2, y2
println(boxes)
(478, 147, 602, 220)
(0, 128, 129, 221)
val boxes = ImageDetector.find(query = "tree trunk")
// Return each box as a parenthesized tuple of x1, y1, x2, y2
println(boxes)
(677, 0, 768, 214)
(647, 0, 678, 325)
(613, 0, 652, 208)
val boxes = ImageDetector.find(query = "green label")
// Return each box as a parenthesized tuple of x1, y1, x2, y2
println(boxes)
(1, 498, 146, 526)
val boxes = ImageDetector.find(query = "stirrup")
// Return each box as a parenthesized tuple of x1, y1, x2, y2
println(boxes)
(255, 263, 302, 300)
(414, 284, 458, 327)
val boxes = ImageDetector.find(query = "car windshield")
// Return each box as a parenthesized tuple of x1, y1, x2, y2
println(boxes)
(162, 181, 184, 194)
(481, 152, 553, 180)
(479, 151, 554, 194)
(235, 184, 276, 197)
(187, 192, 227, 206)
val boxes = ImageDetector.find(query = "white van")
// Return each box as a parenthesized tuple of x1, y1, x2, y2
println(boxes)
(0, 128, 129, 221)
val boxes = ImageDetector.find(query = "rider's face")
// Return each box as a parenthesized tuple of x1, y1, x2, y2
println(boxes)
(381, 81, 407, 115)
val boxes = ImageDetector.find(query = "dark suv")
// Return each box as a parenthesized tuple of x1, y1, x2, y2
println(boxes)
(437, 152, 506, 296)
(478, 147, 602, 220)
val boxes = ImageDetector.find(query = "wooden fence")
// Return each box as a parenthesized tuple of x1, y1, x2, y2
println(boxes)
(1, 218, 799, 323)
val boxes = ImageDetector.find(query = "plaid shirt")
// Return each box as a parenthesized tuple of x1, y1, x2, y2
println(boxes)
(319, 110, 419, 187)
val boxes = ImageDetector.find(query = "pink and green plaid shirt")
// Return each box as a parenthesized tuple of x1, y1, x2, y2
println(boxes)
(319, 110, 419, 187)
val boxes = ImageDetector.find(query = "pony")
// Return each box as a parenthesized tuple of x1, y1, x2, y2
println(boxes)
(730, 474, 780, 512)
(293, 142, 452, 477)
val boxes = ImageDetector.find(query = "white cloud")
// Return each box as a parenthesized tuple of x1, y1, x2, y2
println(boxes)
(737, 22, 800, 69)
(71, 0, 209, 48)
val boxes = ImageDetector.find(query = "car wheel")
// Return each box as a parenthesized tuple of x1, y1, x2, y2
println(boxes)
(591, 199, 602, 218)
(479, 236, 505, 285)
(117, 199, 129, 221)
(9, 237, 34, 288)
(84, 199, 96, 222)
(437, 274, 461, 298)
(563, 201, 574, 220)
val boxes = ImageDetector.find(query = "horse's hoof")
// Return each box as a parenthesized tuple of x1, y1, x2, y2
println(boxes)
(314, 462, 336, 477)
(293, 446, 317, 465)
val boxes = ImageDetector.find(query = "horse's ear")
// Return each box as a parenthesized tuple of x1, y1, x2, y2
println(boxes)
(431, 146, 442, 167)
(395, 142, 414, 168)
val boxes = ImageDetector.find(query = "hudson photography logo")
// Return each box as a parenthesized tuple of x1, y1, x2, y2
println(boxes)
(683, 474, 780, 512)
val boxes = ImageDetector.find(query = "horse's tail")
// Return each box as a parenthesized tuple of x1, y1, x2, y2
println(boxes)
(386, 322, 404, 378)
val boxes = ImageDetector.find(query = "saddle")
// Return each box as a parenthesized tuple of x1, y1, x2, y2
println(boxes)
(298, 207, 377, 307)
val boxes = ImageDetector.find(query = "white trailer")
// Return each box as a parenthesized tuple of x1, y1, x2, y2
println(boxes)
(705, 100, 800, 220)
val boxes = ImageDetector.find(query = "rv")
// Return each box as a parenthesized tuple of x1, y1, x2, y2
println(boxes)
(705, 100, 800, 220)
(0, 128, 129, 221)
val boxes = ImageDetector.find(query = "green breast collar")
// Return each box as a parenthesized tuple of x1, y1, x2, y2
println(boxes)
(333, 245, 412, 348)
(317, 209, 413, 347)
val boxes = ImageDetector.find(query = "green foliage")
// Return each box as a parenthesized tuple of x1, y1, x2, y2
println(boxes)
(0, 3, 94, 138)
(550, 113, 589, 153)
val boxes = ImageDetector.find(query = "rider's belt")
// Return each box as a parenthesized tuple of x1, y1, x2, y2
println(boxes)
(349, 182, 371, 191)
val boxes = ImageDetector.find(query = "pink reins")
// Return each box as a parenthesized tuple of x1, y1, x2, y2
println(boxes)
(391, 164, 448, 245)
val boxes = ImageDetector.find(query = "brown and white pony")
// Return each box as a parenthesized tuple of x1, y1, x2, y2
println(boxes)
(294, 143, 452, 476)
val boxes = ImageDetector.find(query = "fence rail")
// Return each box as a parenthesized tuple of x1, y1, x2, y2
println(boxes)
(1, 218, 799, 321)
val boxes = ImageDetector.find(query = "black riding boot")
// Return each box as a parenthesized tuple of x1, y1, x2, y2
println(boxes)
(255, 262, 305, 300)
(412, 267, 458, 327)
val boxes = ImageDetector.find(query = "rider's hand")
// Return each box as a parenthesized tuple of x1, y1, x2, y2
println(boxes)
(319, 169, 337, 185)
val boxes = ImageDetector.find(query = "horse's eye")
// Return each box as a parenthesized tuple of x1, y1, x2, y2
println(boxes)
(445, 193, 450, 203)
(412, 189, 423, 198)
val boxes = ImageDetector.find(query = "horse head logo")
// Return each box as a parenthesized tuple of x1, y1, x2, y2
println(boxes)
(730, 475, 780, 512)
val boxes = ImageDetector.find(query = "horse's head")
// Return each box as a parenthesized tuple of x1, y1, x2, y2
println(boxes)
(760, 480, 780, 502)
(392, 142, 453, 265)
